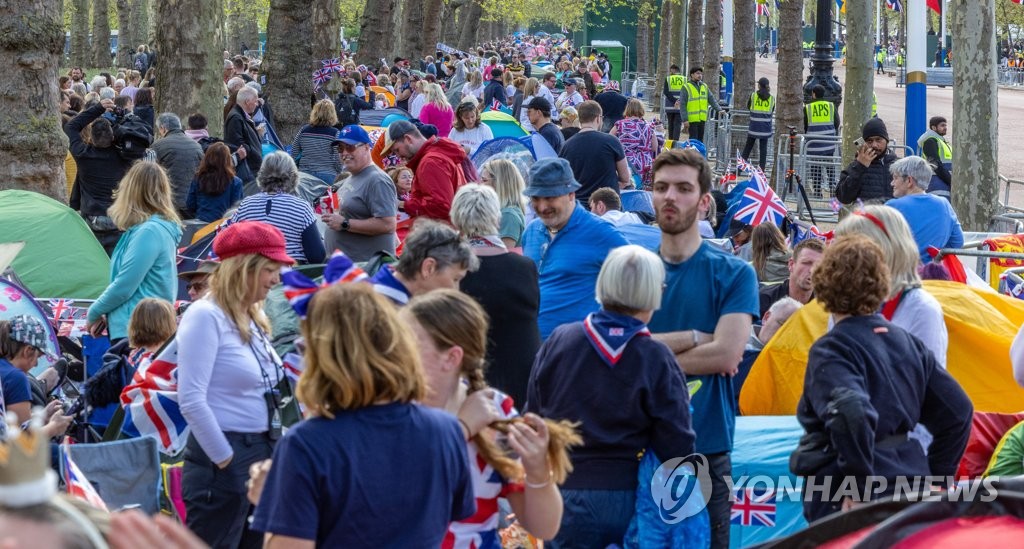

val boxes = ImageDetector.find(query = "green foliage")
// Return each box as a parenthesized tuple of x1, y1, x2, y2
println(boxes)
(226, 0, 270, 31)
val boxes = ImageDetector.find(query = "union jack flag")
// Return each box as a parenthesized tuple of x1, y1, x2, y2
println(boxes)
(312, 68, 331, 88)
(756, 0, 771, 17)
(120, 340, 190, 455)
(731, 487, 776, 527)
(886, 0, 903, 11)
(282, 251, 367, 318)
(282, 352, 305, 382)
(322, 57, 342, 73)
(62, 447, 109, 511)
(48, 298, 75, 320)
(491, 98, 504, 111)
(734, 156, 787, 226)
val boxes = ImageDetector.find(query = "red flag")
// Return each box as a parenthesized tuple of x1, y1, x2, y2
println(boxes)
(927, 0, 941, 13)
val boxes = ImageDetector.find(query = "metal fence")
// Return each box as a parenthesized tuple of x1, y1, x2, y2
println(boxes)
(622, 71, 656, 112)
(999, 67, 1024, 87)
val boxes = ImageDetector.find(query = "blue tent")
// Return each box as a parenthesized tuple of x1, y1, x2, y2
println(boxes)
(729, 416, 807, 548)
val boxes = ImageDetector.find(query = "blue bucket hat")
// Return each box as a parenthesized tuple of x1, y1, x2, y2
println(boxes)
(524, 158, 581, 198)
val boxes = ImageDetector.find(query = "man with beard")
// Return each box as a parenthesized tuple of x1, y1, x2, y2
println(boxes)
(835, 118, 898, 207)
(521, 158, 628, 340)
(758, 237, 825, 317)
(647, 148, 759, 549)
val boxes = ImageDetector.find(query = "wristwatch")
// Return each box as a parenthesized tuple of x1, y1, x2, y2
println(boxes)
(340, 218, 350, 231)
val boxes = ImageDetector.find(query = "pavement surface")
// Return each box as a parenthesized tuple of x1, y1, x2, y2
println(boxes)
(754, 57, 1024, 206)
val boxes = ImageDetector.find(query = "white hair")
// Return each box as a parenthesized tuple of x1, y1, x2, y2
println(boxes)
(235, 85, 258, 104)
(90, 75, 107, 90)
(596, 245, 666, 313)
(99, 87, 116, 100)
(450, 184, 501, 237)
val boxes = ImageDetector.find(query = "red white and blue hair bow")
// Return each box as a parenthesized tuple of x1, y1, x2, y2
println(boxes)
(281, 251, 368, 318)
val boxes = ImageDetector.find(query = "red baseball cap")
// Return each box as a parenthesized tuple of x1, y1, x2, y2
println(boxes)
(213, 221, 295, 265)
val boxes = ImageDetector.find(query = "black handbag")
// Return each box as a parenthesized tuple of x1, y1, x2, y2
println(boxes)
(789, 430, 836, 476)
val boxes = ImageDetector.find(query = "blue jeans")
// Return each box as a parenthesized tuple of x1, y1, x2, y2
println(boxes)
(547, 488, 636, 549)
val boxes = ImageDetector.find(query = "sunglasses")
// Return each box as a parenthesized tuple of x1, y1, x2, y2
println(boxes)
(187, 281, 208, 291)
(339, 143, 366, 152)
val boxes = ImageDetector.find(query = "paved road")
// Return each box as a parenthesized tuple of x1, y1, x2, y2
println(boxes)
(754, 57, 1024, 205)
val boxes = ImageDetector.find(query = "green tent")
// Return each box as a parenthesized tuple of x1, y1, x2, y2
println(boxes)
(0, 190, 110, 299)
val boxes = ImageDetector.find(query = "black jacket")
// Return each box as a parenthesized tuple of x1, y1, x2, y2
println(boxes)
(65, 104, 132, 216)
(835, 151, 898, 204)
(133, 105, 155, 131)
(224, 104, 263, 180)
(796, 315, 972, 521)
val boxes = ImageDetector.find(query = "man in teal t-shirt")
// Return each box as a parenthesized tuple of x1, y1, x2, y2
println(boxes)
(647, 148, 759, 549)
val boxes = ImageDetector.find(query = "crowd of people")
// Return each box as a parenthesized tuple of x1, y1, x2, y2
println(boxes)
(0, 30, 997, 549)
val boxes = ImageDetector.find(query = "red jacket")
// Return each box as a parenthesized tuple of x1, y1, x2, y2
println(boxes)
(405, 137, 468, 221)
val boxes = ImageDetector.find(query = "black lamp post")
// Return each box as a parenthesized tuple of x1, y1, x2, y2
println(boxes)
(803, 0, 843, 106)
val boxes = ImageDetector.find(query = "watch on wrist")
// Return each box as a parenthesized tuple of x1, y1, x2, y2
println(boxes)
(340, 218, 350, 231)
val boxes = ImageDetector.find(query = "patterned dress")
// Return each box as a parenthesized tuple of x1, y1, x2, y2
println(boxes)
(614, 117, 656, 190)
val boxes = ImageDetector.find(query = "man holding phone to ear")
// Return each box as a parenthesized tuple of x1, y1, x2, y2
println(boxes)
(835, 117, 898, 207)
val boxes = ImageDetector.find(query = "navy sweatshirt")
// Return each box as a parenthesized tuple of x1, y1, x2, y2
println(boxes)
(526, 321, 696, 490)
(797, 315, 972, 520)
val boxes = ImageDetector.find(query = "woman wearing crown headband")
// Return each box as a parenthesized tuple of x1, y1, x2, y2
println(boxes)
(177, 220, 294, 548)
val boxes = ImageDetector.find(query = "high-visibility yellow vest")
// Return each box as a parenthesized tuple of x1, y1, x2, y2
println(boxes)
(748, 92, 775, 138)
(666, 74, 685, 92)
(876, 51, 885, 63)
(683, 81, 709, 122)
(804, 100, 836, 154)
(872, 92, 878, 117)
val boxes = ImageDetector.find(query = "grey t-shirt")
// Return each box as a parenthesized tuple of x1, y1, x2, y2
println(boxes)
(324, 165, 398, 262)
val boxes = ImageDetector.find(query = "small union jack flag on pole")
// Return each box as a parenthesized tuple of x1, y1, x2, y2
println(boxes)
(322, 57, 342, 73)
(756, 0, 771, 17)
(734, 154, 787, 226)
(731, 487, 777, 527)
(886, 0, 903, 11)
(491, 98, 504, 111)
(312, 68, 331, 88)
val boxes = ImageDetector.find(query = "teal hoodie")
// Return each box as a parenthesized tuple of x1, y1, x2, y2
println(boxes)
(88, 215, 183, 339)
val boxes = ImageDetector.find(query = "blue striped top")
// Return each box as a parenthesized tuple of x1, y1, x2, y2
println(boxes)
(290, 125, 343, 177)
(231, 192, 319, 263)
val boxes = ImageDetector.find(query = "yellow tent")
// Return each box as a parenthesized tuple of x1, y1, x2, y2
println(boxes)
(741, 280, 1024, 415)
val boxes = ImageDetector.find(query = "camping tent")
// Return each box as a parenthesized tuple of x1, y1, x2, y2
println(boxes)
(741, 280, 1024, 415)
(481, 110, 529, 138)
(360, 107, 410, 127)
(367, 86, 396, 107)
(0, 190, 110, 299)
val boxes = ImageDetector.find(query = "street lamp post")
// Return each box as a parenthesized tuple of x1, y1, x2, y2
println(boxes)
(803, 0, 844, 106)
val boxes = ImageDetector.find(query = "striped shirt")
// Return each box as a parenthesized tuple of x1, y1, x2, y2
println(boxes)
(231, 192, 319, 262)
(290, 125, 342, 177)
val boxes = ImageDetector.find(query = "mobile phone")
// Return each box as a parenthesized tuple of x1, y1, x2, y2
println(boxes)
(854, 137, 865, 148)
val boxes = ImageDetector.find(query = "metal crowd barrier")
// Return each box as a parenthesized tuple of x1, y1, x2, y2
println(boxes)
(999, 175, 1024, 213)
(999, 67, 1024, 87)
(715, 109, 776, 176)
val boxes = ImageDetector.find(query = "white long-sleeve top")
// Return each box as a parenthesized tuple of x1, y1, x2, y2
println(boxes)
(177, 299, 283, 463)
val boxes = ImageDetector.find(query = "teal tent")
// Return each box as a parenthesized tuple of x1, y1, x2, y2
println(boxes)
(0, 190, 110, 299)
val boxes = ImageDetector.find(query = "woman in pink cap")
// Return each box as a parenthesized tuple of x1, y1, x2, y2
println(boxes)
(177, 220, 295, 549)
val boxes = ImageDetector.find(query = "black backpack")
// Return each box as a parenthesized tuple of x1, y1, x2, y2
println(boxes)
(134, 52, 148, 72)
(113, 113, 154, 161)
(197, 135, 224, 153)
(335, 93, 357, 126)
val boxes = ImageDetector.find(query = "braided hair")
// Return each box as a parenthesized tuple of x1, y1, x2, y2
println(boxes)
(406, 290, 581, 483)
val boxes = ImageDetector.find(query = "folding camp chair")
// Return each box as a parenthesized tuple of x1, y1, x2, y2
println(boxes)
(61, 437, 162, 514)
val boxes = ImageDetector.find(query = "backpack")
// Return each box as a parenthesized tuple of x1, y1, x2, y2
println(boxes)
(134, 52, 148, 72)
(335, 93, 357, 126)
(114, 113, 154, 161)
(196, 135, 223, 153)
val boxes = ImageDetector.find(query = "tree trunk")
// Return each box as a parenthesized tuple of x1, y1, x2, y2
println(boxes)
(265, 0, 313, 143)
(357, 0, 395, 65)
(703, 0, 723, 97)
(841, 0, 874, 167)
(637, 0, 655, 73)
(419, 0, 444, 59)
(92, 0, 111, 69)
(457, 0, 482, 51)
(670, 0, 684, 65)
(116, 0, 133, 67)
(654, 0, 676, 111)
(0, 0, 67, 200)
(688, 0, 705, 69)
(313, 0, 341, 95)
(130, 0, 148, 48)
(951, 0, 999, 231)
(399, 0, 426, 59)
(775, 0, 805, 153)
(154, 0, 225, 137)
(734, 0, 756, 111)
(238, 8, 261, 55)
(70, 0, 89, 68)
